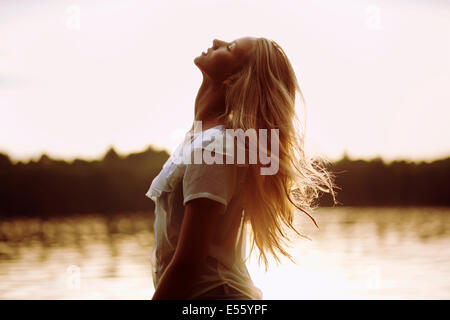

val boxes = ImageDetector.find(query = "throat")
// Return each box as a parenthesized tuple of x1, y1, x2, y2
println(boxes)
(194, 79, 227, 125)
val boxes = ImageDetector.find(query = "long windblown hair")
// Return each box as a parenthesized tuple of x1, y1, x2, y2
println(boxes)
(217, 38, 339, 270)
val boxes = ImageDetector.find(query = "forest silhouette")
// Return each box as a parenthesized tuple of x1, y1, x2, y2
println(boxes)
(0, 146, 448, 219)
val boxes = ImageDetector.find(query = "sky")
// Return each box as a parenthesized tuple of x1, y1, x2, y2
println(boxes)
(0, 0, 449, 163)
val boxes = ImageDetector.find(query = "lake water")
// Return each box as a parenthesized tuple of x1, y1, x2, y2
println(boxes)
(0, 207, 449, 299)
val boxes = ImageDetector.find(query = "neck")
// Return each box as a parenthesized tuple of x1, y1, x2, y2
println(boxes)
(193, 74, 226, 131)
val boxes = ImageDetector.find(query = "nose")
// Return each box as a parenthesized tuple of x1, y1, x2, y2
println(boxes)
(212, 39, 227, 49)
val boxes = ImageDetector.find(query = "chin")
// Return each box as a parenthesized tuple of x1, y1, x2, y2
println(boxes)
(193, 57, 203, 69)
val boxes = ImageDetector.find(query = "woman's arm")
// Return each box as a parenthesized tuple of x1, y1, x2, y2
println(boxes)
(152, 197, 225, 300)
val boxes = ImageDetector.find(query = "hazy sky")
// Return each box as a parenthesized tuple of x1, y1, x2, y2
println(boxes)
(1, 0, 449, 163)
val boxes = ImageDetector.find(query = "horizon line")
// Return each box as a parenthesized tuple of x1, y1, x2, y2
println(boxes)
(0, 145, 448, 166)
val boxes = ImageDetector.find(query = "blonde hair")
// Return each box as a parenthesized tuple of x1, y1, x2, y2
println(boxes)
(218, 37, 338, 270)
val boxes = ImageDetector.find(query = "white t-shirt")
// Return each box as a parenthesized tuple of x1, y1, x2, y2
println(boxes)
(145, 124, 263, 300)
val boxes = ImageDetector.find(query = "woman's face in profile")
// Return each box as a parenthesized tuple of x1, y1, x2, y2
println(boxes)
(195, 37, 256, 82)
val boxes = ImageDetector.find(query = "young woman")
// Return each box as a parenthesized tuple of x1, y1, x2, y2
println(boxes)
(146, 37, 337, 300)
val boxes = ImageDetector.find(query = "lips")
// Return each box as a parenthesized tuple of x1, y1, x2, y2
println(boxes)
(202, 48, 212, 56)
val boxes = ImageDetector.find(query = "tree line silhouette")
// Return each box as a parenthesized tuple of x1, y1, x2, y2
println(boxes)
(0, 146, 448, 218)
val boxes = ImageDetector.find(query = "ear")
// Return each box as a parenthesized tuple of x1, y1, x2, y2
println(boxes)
(222, 79, 233, 88)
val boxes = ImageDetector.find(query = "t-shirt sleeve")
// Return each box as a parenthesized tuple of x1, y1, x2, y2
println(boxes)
(182, 159, 239, 209)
